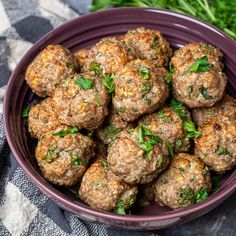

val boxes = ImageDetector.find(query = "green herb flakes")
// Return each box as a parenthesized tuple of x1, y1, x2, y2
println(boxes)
(53, 127, 78, 137)
(75, 76, 94, 90)
(22, 107, 30, 118)
(211, 175, 221, 193)
(103, 73, 115, 94)
(101, 125, 121, 141)
(117, 107, 126, 113)
(100, 159, 110, 171)
(174, 139, 182, 150)
(179, 167, 185, 172)
(196, 187, 208, 203)
(178, 187, 196, 204)
(216, 146, 229, 155)
(165, 140, 174, 158)
(141, 83, 151, 93)
(188, 56, 212, 72)
(116, 199, 126, 215)
(72, 155, 85, 168)
(90, 62, 102, 75)
(199, 86, 213, 100)
(137, 66, 150, 80)
(170, 99, 187, 120)
(183, 121, 202, 139)
(157, 111, 173, 123)
(44, 147, 61, 163)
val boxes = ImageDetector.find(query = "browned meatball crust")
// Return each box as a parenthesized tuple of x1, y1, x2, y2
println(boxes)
(25, 45, 78, 97)
(28, 98, 61, 139)
(113, 59, 169, 122)
(192, 94, 236, 126)
(52, 72, 110, 130)
(74, 49, 89, 68)
(96, 107, 133, 144)
(107, 127, 169, 185)
(171, 43, 227, 108)
(171, 43, 223, 71)
(194, 116, 236, 173)
(79, 160, 138, 211)
(82, 37, 134, 75)
(154, 153, 211, 209)
(35, 125, 95, 186)
(123, 27, 173, 67)
(139, 107, 191, 153)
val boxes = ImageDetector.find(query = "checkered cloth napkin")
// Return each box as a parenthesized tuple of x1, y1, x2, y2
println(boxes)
(0, 0, 236, 235)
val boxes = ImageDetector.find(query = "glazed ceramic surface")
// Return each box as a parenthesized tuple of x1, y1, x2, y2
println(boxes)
(3, 8, 236, 230)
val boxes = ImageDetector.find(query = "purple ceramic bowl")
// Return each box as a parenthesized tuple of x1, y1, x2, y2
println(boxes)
(3, 7, 236, 230)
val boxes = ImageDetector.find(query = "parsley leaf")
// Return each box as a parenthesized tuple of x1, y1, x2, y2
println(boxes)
(199, 86, 213, 100)
(53, 127, 78, 137)
(211, 175, 221, 193)
(164, 73, 172, 88)
(90, 62, 102, 75)
(116, 199, 126, 215)
(22, 107, 30, 117)
(100, 159, 110, 171)
(157, 111, 173, 123)
(188, 56, 212, 72)
(196, 187, 208, 203)
(137, 67, 150, 80)
(174, 139, 182, 149)
(141, 83, 151, 93)
(165, 140, 174, 158)
(216, 146, 229, 155)
(178, 187, 196, 204)
(183, 121, 202, 139)
(136, 126, 144, 143)
(102, 73, 115, 94)
(75, 76, 94, 90)
(72, 155, 85, 168)
(101, 125, 122, 141)
(169, 62, 175, 73)
(170, 99, 187, 120)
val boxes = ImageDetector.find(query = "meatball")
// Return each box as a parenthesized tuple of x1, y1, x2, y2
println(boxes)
(82, 37, 134, 75)
(74, 49, 89, 69)
(139, 106, 191, 153)
(35, 125, 95, 186)
(96, 107, 133, 144)
(171, 43, 227, 108)
(192, 94, 236, 126)
(25, 45, 78, 97)
(123, 27, 173, 67)
(28, 98, 61, 139)
(79, 160, 138, 212)
(194, 116, 236, 173)
(154, 153, 211, 209)
(52, 72, 110, 130)
(107, 127, 169, 185)
(113, 59, 169, 122)
(171, 43, 223, 71)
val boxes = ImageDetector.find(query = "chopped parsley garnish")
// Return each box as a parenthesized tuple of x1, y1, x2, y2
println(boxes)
(216, 146, 229, 155)
(179, 167, 185, 172)
(143, 95, 152, 106)
(66, 62, 73, 68)
(188, 56, 212, 72)
(94, 180, 106, 189)
(183, 121, 202, 139)
(53, 127, 78, 137)
(101, 125, 122, 141)
(100, 159, 110, 171)
(141, 83, 151, 93)
(116, 199, 126, 215)
(165, 140, 174, 158)
(169, 62, 175, 73)
(178, 187, 196, 204)
(75, 76, 94, 90)
(90, 62, 102, 75)
(102, 73, 115, 94)
(164, 73, 172, 88)
(199, 86, 213, 100)
(211, 175, 221, 193)
(174, 139, 182, 150)
(196, 187, 208, 203)
(170, 99, 188, 120)
(44, 147, 61, 163)
(72, 155, 85, 168)
(22, 107, 30, 118)
(137, 66, 150, 80)
(117, 107, 126, 113)
(187, 85, 193, 97)
(157, 111, 173, 123)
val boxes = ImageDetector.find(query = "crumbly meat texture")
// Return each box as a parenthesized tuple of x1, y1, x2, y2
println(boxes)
(35, 125, 95, 186)
(96, 106, 133, 144)
(28, 98, 61, 139)
(25, 45, 78, 97)
(82, 37, 134, 75)
(153, 153, 211, 209)
(139, 107, 191, 153)
(192, 94, 236, 126)
(74, 49, 89, 69)
(112, 59, 169, 122)
(79, 160, 138, 211)
(107, 127, 169, 185)
(123, 27, 173, 68)
(194, 116, 236, 173)
(52, 72, 110, 130)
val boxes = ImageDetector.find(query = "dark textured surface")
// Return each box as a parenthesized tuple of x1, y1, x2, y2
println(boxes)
(4, 7, 236, 233)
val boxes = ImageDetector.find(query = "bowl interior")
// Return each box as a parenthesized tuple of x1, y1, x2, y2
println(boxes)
(4, 8, 236, 221)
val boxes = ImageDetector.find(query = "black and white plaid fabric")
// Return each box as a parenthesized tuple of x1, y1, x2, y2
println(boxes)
(0, 1, 235, 235)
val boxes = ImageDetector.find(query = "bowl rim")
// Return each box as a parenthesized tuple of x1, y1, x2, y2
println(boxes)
(3, 7, 236, 222)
